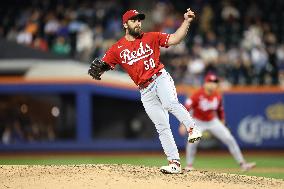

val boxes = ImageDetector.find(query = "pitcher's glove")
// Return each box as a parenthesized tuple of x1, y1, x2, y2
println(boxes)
(88, 58, 111, 80)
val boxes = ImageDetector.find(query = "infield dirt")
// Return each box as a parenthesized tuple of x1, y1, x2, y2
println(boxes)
(1, 164, 283, 189)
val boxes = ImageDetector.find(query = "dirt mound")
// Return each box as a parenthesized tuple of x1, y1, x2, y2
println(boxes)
(1, 164, 283, 189)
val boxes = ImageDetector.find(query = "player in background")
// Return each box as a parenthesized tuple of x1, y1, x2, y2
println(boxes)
(179, 73, 256, 172)
(88, 9, 202, 174)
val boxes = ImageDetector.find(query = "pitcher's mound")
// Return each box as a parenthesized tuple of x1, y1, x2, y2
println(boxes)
(1, 164, 283, 189)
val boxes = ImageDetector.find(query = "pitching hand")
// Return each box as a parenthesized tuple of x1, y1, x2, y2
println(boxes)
(184, 8, 195, 23)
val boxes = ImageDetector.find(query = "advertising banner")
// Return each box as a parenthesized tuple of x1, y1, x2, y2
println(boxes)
(223, 92, 284, 148)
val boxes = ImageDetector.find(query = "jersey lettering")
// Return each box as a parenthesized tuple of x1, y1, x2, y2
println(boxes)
(119, 42, 153, 65)
(144, 58, 155, 70)
(198, 96, 218, 111)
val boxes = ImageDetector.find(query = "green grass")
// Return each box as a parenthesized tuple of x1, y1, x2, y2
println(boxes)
(192, 155, 284, 179)
(242, 172, 283, 179)
(193, 155, 284, 168)
(0, 153, 283, 179)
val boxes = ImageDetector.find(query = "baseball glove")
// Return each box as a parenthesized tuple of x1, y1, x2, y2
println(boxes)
(88, 58, 111, 80)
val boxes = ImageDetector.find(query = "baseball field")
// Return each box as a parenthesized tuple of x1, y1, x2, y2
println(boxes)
(1, 151, 283, 189)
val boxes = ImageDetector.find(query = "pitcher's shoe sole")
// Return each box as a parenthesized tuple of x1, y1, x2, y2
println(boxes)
(188, 137, 201, 143)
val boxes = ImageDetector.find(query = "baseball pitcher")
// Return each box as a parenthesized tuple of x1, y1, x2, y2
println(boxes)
(88, 8, 202, 174)
(179, 73, 256, 171)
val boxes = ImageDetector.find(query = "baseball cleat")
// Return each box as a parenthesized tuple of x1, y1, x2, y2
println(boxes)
(240, 162, 256, 172)
(160, 160, 182, 174)
(188, 127, 202, 143)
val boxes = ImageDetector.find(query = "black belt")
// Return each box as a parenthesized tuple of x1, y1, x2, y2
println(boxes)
(139, 71, 162, 89)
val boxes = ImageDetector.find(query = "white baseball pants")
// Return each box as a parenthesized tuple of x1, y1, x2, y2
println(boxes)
(140, 69, 197, 161)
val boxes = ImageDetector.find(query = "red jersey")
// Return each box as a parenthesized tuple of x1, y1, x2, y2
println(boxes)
(184, 88, 225, 121)
(102, 32, 170, 86)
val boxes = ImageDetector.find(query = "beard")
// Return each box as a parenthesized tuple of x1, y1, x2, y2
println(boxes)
(128, 26, 142, 37)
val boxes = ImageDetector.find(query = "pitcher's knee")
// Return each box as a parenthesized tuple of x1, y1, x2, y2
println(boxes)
(162, 100, 180, 111)
(156, 126, 171, 135)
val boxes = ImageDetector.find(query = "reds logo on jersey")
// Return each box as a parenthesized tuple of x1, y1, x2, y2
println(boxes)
(119, 42, 154, 65)
(198, 96, 218, 111)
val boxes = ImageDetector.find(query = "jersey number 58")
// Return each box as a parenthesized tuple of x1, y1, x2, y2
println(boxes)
(144, 58, 155, 70)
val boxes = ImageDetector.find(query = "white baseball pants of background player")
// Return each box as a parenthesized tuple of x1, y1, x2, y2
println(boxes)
(140, 69, 197, 161)
(186, 118, 245, 165)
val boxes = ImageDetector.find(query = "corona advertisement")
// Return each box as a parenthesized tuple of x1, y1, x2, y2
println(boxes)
(224, 93, 284, 148)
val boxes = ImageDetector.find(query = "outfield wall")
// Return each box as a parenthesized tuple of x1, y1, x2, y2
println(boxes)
(0, 79, 283, 151)
(224, 92, 284, 149)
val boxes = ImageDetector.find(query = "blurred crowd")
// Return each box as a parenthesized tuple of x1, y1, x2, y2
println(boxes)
(0, 98, 58, 144)
(0, 0, 284, 86)
(1, 118, 56, 144)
